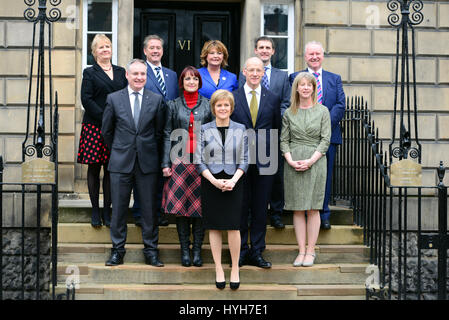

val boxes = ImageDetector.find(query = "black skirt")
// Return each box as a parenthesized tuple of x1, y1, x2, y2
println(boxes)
(201, 171, 244, 230)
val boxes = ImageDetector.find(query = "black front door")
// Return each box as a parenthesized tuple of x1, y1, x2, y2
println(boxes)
(134, 1, 241, 77)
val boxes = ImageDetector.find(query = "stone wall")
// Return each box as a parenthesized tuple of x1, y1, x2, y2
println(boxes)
(1, 229, 51, 300)
(382, 232, 449, 300)
(298, 0, 449, 188)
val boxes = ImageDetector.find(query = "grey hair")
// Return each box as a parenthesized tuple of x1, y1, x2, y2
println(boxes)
(304, 41, 324, 55)
(126, 58, 147, 71)
(143, 34, 164, 49)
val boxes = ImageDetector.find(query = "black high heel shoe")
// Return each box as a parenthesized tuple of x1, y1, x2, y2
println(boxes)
(215, 281, 226, 290)
(230, 272, 240, 290)
(230, 281, 240, 290)
(91, 208, 102, 228)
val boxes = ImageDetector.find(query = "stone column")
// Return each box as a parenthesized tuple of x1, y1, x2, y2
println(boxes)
(240, 0, 261, 68)
(118, 0, 134, 68)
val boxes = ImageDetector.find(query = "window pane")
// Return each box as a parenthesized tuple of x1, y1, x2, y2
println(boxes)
(87, 33, 112, 65)
(88, 0, 112, 31)
(271, 37, 288, 69)
(263, 4, 288, 36)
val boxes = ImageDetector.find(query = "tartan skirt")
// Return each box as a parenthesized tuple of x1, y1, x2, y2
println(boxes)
(162, 161, 202, 217)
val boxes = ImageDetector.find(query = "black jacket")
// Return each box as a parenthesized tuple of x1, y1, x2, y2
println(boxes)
(162, 94, 213, 168)
(81, 62, 127, 127)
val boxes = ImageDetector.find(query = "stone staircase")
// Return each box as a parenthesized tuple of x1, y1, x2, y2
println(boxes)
(56, 197, 369, 300)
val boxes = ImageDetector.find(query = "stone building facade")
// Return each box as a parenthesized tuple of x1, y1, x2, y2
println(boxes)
(0, 0, 448, 193)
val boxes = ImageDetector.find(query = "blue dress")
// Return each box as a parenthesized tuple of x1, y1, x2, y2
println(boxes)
(198, 67, 238, 99)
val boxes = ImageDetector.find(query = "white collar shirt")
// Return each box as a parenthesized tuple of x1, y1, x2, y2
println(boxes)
(127, 86, 144, 118)
(243, 83, 262, 109)
(147, 61, 165, 85)
(308, 67, 324, 93)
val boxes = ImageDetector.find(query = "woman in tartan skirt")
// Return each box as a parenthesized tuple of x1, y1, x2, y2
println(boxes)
(161, 66, 213, 267)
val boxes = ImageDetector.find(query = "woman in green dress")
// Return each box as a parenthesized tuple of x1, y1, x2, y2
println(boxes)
(280, 72, 331, 267)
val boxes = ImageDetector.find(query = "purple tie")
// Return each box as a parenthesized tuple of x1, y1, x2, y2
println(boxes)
(262, 66, 269, 89)
(313, 72, 323, 104)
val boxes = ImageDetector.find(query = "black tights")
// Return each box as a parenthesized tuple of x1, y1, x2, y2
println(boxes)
(87, 163, 111, 210)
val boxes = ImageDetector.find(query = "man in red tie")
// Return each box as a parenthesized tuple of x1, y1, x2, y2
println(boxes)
(289, 41, 346, 230)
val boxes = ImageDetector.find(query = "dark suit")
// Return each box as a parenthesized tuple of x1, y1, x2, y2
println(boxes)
(145, 62, 179, 101)
(289, 69, 346, 220)
(231, 86, 281, 258)
(102, 87, 165, 256)
(132, 62, 179, 219)
(239, 66, 291, 215)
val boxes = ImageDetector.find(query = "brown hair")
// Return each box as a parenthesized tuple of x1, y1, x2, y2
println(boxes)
(210, 89, 235, 116)
(178, 66, 202, 91)
(200, 40, 229, 68)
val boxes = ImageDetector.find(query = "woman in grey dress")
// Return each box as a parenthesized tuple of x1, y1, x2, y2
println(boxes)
(280, 72, 331, 267)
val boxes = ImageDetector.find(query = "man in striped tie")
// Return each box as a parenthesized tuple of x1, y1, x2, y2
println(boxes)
(288, 41, 346, 230)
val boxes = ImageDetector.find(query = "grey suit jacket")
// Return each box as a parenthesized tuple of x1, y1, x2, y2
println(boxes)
(238, 67, 291, 116)
(196, 120, 249, 176)
(102, 87, 165, 174)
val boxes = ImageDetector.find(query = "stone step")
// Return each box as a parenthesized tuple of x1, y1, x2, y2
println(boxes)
(57, 263, 369, 285)
(58, 243, 369, 265)
(58, 199, 354, 226)
(54, 283, 366, 300)
(57, 223, 364, 245)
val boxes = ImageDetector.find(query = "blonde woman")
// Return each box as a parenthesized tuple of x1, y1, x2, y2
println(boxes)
(78, 34, 127, 228)
(196, 90, 248, 290)
(280, 72, 331, 267)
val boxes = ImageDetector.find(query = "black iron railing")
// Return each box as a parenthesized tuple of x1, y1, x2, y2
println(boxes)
(332, 96, 448, 300)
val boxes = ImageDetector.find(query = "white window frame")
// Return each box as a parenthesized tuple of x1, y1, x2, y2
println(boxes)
(82, 0, 118, 71)
(260, 0, 294, 74)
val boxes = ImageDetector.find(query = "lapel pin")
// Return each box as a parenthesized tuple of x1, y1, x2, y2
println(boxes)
(222, 76, 226, 81)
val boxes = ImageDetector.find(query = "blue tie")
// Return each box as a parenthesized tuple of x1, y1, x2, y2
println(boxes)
(262, 66, 269, 89)
(155, 66, 167, 96)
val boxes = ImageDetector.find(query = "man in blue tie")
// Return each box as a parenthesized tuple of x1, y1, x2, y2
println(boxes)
(289, 41, 345, 230)
(132, 35, 179, 227)
(238, 36, 291, 229)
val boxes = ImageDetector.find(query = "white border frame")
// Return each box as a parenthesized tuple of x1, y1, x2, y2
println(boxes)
(260, 1, 294, 74)
(82, 0, 118, 71)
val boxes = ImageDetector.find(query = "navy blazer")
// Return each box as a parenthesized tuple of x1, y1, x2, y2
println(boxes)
(145, 63, 179, 101)
(231, 86, 281, 174)
(102, 88, 165, 175)
(196, 120, 249, 176)
(198, 67, 238, 99)
(289, 69, 345, 144)
(238, 67, 291, 116)
(80, 62, 127, 127)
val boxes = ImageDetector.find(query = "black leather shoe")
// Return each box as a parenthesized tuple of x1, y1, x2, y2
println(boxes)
(145, 254, 164, 267)
(158, 215, 169, 226)
(249, 255, 272, 269)
(105, 251, 124, 266)
(238, 254, 249, 267)
(215, 281, 226, 290)
(321, 220, 331, 230)
(270, 214, 285, 229)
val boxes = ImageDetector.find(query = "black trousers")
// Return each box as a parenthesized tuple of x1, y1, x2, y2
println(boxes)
(240, 164, 274, 258)
(110, 158, 158, 255)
